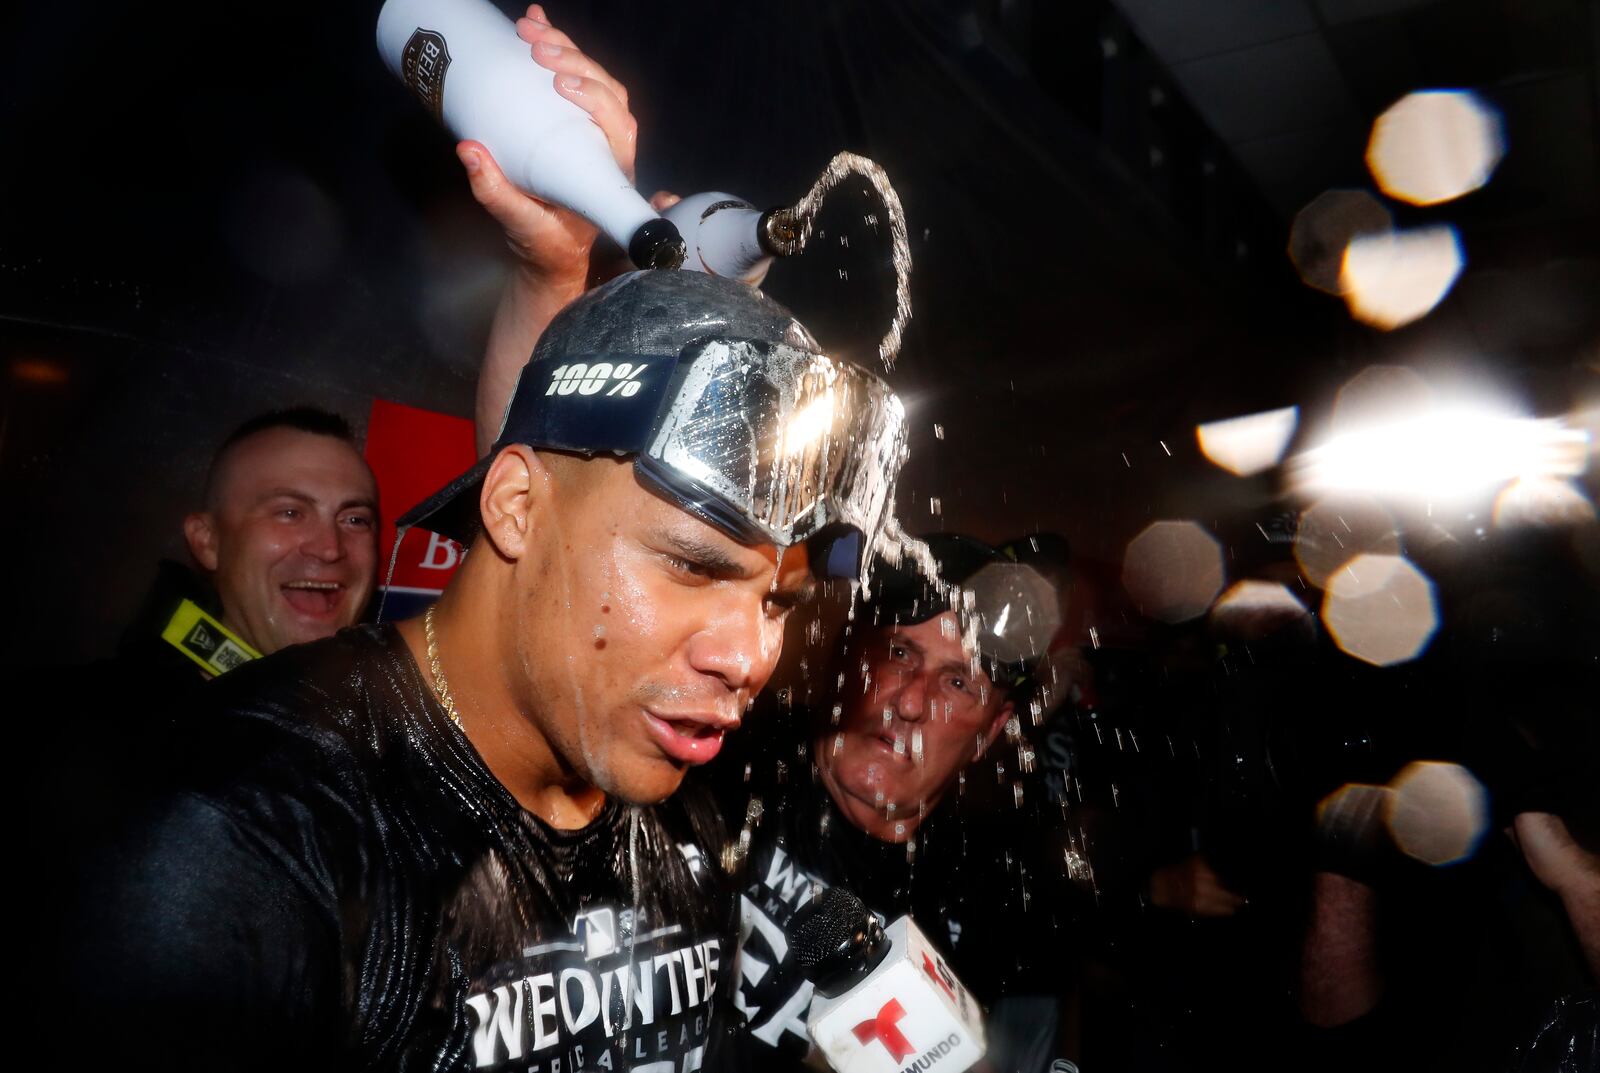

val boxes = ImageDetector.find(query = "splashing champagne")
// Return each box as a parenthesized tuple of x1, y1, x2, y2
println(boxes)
(376, 0, 684, 270)
(667, 153, 914, 370)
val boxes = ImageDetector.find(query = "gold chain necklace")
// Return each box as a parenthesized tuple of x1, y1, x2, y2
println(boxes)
(423, 605, 464, 729)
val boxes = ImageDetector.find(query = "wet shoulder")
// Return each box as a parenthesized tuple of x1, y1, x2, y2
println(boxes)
(199, 623, 419, 736)
(164, 624, 420, 805)
(64, 628, 425, 941)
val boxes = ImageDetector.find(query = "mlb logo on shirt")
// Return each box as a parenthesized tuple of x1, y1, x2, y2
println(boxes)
(573, 907, 618, 960)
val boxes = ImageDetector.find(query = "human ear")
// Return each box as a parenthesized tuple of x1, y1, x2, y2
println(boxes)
(976, 699, 1015, 759)
(478, 445, 555, 560)
(183, 512, 220, 572)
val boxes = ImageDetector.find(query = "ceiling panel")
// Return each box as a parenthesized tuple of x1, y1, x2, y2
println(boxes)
(1113, 0, 1317, 65)
(1323, 17, 1427, 114)
(1230, 122, 1370, 215)
(1169, 33, 1362, 144)
(1314, 0, 1443, 25)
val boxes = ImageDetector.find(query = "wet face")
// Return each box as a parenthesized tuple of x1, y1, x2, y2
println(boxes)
(507, 458, 814, 805)
(815, 611, 1013, 843)
(185, 427, 378, 656)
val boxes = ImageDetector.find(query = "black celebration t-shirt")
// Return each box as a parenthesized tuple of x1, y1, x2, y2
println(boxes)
(731, 784, 1025, 1060)
(63, 624, 737, 1073)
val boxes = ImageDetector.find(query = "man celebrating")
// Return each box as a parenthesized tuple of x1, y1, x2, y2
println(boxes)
(729, 533, 1071, 1070)
(64, 268, 911, 1073)
(183, 408, 379, 658)
(109, 407, 379, 692)
(109, 5, 629, 692)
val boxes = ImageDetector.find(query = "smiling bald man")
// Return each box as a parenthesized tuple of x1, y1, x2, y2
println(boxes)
(183, 408, 380, 658)
(88, 407, 380, 705)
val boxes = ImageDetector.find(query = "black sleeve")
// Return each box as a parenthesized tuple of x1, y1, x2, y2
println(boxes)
(62, 791, 344, 1072)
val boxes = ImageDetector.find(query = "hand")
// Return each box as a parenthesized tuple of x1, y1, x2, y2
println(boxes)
(1512, 812, 1600, 898)
(455, 5, 638, 284)
(1148, 853, 1247, 918)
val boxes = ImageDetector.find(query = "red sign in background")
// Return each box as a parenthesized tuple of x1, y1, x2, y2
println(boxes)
(364, 399, 476, 617)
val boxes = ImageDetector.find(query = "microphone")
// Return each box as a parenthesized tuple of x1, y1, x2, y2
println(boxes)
(376, 0, 685, 270)
(791, 887, 986, 1073)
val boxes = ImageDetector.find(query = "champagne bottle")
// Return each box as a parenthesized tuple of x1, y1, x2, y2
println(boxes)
(663, 192, 799, 286)
(376, 0, 684, 270)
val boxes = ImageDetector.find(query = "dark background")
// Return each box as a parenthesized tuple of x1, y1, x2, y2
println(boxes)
(3, 1, 1596, 663)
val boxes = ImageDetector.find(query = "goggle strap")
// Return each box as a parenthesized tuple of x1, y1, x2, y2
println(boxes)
(493, 352, 683, 457)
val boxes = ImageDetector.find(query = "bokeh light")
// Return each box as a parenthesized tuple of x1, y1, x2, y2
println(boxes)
(1317, 782, 1394, 858)
(1122, 521, 1225, 624)
(1492, 477, 1597, 528)
(1387, 761, 1490, 867)
(1196, 406, 1299, 477)
(10, 357, 70, 385)
(965, 561, 1062, 664)
(1288, 190, 1393, 295)
(1209, 580, 1312, 641)
(1366, 90, 1505, 207)
(1340, 226, 1463, 330)
(1331, 365, 1434, 432)
(1293, 496, 1401, 589)
(1322, 553, 1438, 666)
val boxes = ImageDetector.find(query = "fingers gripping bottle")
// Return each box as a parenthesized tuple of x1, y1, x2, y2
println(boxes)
(377, 0, 684, 270)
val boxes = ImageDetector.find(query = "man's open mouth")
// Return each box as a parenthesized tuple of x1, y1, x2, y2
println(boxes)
(875, 731, 911, 757)
(281, 580, 345, 617)
(642, 710, 735, 765)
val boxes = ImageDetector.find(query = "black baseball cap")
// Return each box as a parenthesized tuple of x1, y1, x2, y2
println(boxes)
(862, 532, 1067, 696)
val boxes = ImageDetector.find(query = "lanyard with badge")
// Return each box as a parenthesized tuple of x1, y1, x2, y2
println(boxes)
(160, 599, 261, 678)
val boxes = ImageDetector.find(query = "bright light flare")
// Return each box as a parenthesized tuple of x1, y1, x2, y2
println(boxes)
(1340, 226, 1463, 330)
(1322, 553, 1438, 666)
(1295, 406, 1589, 503)
(1366, 90, 1505, 207)
(1387, 761, 1489, 867)
(1122, 521, 1225, 624)
(1196, 406, 1299, 477)
(781, 391, 836, 456)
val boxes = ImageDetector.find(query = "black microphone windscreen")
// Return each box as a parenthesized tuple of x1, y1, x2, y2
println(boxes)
(790, 886, 869, 977)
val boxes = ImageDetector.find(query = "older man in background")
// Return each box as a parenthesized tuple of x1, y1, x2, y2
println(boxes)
(726, 533, 1077, 1073)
